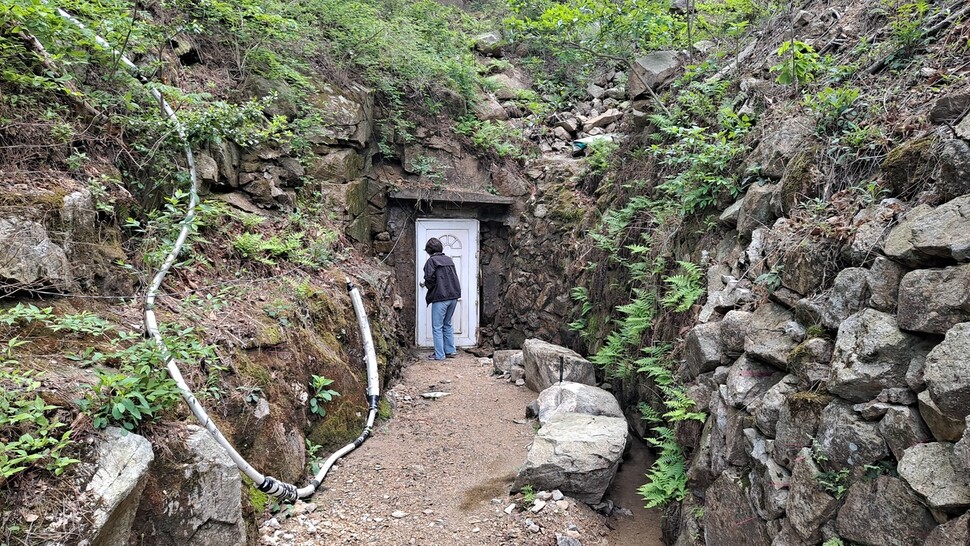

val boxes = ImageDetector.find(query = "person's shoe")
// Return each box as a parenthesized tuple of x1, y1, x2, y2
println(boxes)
(427, 353, 443, 361)
(445, 352, 457, 358)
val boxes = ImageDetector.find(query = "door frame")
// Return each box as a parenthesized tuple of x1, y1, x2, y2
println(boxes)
(415, 218, 479, 347)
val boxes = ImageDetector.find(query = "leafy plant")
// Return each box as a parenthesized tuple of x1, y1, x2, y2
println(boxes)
(805, 86, 862, 135)
(770, 40, 821, 86)
(816, 468, 851, 499)
(520, 484, 536, 503)
(455, 117, 525, 158)
(0, 369, 80, 485)
(308, 375, 340, 417)
(638, 425, 688, 508)
(660, 261, 705, 312)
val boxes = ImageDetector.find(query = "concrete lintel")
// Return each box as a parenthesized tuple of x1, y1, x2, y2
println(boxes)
(389, 188, 515, 206)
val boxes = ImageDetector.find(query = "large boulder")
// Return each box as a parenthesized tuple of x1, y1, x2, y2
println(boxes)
(743, 303, 804, 369)
(786, 448, 839, 542)
(898, 442, 970, 511)
(774, 393, 831, 468)
(815, 400, 889, 471)
(897, 265, 970, 334)
(307, 82, 374, 148)
(814, 268, 870, 331)
(704, 472, 771, 546)
(134, 426, 247, 545)
(628, 51, 680, 98)
(737, 182, 781, 240)
(724, 354, 785, 410)
(85, 428, 155, 546)
(827, 309, 932, 403)
(535, 381, 622, 426)
(787, 337, 834, 388)
(493, 349, 524, 374)
(836, 476, 936, 546)
(924, 322, 970, 425)
(918, 390, 966, 442)
(754, 374, 800, 437)
(746, 429, 790, 521)
(878, 406, 934, 461)
(883, 195, 970, 265)
(924, 511, 970, 545)
(513, 413, 627, 504)
(745, 117, 814, 179)
(0, 216, 73, 290)
(867, 257, 907, 313)
(522, 339, 596, 392)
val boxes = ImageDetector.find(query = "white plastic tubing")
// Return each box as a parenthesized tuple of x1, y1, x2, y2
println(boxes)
(53, 7, 380, 501)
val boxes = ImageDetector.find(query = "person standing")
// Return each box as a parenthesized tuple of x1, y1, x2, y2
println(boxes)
(422, 237, 461, 360)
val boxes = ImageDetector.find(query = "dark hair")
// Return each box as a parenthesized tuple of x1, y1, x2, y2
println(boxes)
(425, 237, 443, 254)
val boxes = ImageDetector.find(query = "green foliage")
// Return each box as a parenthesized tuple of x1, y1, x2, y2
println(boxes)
(584, 138, 618, 176)
(882, 0, 931, 64)
(822, 539, 845, 546)
(0, 368, 80, 485)
(308, 375, 339, 418)
(0, 303, 113, 337)
(770, 40, 821, 86)
(520, 483, 536, 503)
(455, 117, 525, 158)
(637, 425, 688, 508)
(816, 468, 851, 499)
(804, 86, 862, 135)
(660, 261, 704, 312)
(755, 265, 783, 292)
(78, 326, 219, 431)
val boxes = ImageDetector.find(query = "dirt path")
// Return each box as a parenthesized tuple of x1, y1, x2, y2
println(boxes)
(258, 352, 663, 546)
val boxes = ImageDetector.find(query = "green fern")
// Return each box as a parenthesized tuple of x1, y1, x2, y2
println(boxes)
(638, 426, 688, 508)
(661, 260, 705, 312)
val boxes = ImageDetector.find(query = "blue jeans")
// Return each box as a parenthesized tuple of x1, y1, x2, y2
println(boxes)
(431, 299, 458, 360)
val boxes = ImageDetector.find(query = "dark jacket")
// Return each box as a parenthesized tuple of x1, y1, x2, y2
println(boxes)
(423, 253, 461, 304)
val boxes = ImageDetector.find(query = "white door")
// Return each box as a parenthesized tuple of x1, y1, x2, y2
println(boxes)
(416, 219, 479, 347)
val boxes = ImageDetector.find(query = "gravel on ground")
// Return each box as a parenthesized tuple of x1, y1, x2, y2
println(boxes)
(259, 351, 661, 546)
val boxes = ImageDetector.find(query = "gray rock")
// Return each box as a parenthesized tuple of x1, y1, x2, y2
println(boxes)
(486, 73, 530, 101)
(747, 428, 790, 520)
(737, 182, 782, 240)
(86, 428, 155, 546)
(0, 216, 73, 290)
(771, 520, 814, 546)
(725, 355, 785, 410)
(704, 471, 771, 546)
(473, 30, 504, 55)
(719, 198, 743, 227)
(720, 310, 751, 358)
(954, 416, 970, 476)
(774, 393, 831, 469)
(898, 265, 970, 334)
(836, 476, 936, 546)
(852, 401, 895, 420)
(473, 94, 509, 121)
(494, 350, 524, 374)
(786, 448, 838, 542)
(781, 241, 830, 296)
(685, 321, 724, 380)
(918, 389, 966, 442)
(816, 268, 870, 330)
(510, 366, 526, 383)
(699, 274, 755, 323)
(628, 51, 681, 98)
(898, 442, 970, 510)
(929, 94, 970, 123)
(513, 413, 627, 505)
(308, 83, 374, 148)
(885, 197, 970, 266)
(582, 109, 622, 130)
(788, 337, 834, 388)
(815, 400, 889, 471)
(937, 139, 970, 202)
(877, 387, 918, 405)
(867, 257, 907, 313)
(846, 199, 904, 265)
(924, 511, 970, 545)
(536, 381, 623, 426)
(828, 309, 932, 403)
(879, 406, 933, 461)
(755, 374, 801, 437)
(195, 152, 219, 184)
(924, 323, 970, 424)
(746, 117, 814, 179)
(522, 339, 596, 392)
(744, 303, 804, 369)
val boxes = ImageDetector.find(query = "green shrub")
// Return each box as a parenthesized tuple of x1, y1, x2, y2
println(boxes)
(308, 375, 340, 418)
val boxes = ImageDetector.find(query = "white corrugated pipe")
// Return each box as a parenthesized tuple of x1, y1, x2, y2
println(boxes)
(52, 6, 380, 501)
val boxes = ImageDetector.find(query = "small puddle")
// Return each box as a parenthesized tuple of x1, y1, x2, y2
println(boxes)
(604, 436, 665, 545)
